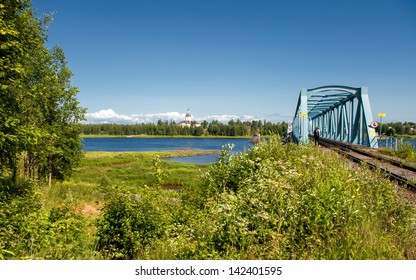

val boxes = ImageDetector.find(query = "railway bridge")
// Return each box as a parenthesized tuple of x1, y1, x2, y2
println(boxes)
(292, 85, 379, 148)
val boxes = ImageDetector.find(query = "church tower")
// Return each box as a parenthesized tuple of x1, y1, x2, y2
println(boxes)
(185, 108, 192, 122)
(179, 109, 201, 128)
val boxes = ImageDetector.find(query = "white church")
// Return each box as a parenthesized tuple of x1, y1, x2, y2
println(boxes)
(178, 109, 201, 128)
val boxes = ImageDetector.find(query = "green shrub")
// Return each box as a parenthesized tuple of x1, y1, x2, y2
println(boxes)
(168, 137, 416, 259)
(0, 180, 93, 259)
(92, 138, 416, 260)
(0, 190, 41, 259)
(96, 186, 178, 259)
(379, 141, 416, 163)
(397, 142, 416, 161)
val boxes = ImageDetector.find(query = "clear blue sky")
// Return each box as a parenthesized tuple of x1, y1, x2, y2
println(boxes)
(31, 0, 416, 123)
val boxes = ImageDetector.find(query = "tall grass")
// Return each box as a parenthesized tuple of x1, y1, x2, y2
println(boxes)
(139, 138, 415, 259)
(1, 141, 415, 259)
(0, 151, 210, 260)
(93, 138, 416, 259)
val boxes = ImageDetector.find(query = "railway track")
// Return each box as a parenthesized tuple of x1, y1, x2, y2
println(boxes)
(317, 137, 416, 190)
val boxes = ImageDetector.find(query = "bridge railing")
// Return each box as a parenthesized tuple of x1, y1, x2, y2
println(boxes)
(378, 137, 403, 150)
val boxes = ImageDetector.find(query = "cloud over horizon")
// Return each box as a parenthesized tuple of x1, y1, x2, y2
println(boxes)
(85, 109, 184, 124)
(84, 109, 292, 124)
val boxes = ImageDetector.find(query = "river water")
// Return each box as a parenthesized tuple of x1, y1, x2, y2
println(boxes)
(82, 137, 254, 164)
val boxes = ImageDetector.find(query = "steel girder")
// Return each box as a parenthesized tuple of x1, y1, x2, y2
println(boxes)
(292, 85, 379, 148)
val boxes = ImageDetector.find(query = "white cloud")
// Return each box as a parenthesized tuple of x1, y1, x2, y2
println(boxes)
(85, 109, 287, 124)
(199, 114, 261, 123)
(87, 109, 134, 122)
(85, 109, 185, 124)
(131, 112, 184, 123)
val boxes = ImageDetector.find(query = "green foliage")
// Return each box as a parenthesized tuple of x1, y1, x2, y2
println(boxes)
(0, 1, 87, 259)
(380, 122, 415, 136)
(96, 186, 178, 259)
(152, 156, 167, 186)
(396, 142, 416, 161)
(137, 138, 415, 259)
(80, 120, 289, 137)
(0, 179, 93, 259)
(379, 141, 416, 163)
(90, 139, 416, 260)
(1, 0, 85, 184)
(1, 141, 415, 260)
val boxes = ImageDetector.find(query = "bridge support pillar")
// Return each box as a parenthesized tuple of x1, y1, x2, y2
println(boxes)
(299, 89, 309, 144)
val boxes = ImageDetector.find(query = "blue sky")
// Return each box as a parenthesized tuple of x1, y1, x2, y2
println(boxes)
(31, 0, 416, 123)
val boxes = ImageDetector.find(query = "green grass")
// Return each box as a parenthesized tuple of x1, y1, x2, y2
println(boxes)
(2, 142, 415, 260)
(396, 134, 416, 140)
(0, 150, 213, 260)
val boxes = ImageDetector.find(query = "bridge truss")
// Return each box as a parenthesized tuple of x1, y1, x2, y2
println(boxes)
(292, 85, 379, 148)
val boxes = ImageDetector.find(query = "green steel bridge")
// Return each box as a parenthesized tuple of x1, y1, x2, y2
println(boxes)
(292, 85, 379, 148)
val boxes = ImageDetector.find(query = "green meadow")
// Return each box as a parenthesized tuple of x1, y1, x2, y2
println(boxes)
(42, 150, 214, 215)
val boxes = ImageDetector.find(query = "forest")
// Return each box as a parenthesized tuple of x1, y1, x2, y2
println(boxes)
(0, 0, 85, 184)
(81, 120, 289, 137)
(381, 121, 416, 136)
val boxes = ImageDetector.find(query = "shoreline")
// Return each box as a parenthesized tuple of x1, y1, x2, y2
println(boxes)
(84, 149, 221, 159)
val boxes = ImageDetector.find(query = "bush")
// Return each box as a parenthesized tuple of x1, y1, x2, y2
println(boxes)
(397, 142, 416, 161)
(0, 180, 92, 259)
(93, 137, 416, 259)
(168, 137, 416, 259)
(379, 141, 416, 163)
(96, 186, 178, 259)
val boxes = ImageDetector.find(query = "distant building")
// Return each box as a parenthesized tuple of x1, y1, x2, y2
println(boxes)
(179, 109, 201, 128)
(249, 133, 261, 143)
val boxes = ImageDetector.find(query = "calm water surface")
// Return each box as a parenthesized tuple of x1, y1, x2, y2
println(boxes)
(82, 137, 254, 164)
(82, 137, 415, 164)
(378, 139, 416, 149)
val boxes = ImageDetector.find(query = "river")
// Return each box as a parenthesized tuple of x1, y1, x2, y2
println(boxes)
(82, 137, 254, 164)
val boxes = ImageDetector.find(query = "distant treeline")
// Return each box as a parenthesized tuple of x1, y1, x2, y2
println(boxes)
(81, 120, 416, 137)
(381, 122, 415, 136)
(81, 120, 289, 137)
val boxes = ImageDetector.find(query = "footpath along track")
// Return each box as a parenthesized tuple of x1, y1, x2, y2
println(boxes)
(317, 137, 416, 190)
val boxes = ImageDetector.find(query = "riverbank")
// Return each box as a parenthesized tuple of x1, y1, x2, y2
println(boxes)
(397, 134, 416, 140)
(85, 149, 220, 159)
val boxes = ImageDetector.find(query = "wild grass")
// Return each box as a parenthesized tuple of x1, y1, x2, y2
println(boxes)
(42, 151, 212, 210)
(379, 142, 416, 163)
(1, 141, 415, 260)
